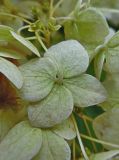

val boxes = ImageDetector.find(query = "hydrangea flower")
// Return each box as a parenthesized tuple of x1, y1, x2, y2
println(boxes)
(20, 40, 107, 128)
(0, 118, 76, 160)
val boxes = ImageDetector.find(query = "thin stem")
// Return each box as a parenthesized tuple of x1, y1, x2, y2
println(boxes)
(26, 36, 45, 41)
(51, 0, 64, 16)
(83, 117, 97, 152)
(49, 0, 54, 18)
(57, 10, 75, 25)
(81, 134, 119, 149)
(80, 0, 90, 9)
(0, 12, 31, 24)
(98, 8, 119, 15)
(35, 31, 48, 52)
(72, 115, 89, 160)
(78, 113, 93, 122)
(55, 17, 74, 21)
(18, 12, 32, 20)
(73, 139, 76, 160)
(25, 36, 37, 40)
(17, 25, 30, 34)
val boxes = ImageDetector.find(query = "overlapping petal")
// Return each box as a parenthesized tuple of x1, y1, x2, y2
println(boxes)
(64, 74, 107, 107)
(93, 107, 119, 149)
(20, 57, 57, 102)
(28, 85, 73, 128)
(0, 121, 42, 160)
(45, 40, 89, 78)
(101, 74, 119, 110)
(105, 31, 119, 73)
(33, 130, 71, 160)
(52, 117, 76, 140)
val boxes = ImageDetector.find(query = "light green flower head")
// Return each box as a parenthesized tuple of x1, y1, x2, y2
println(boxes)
(20, 40, 107, 128)
(0, 119, 75, 160)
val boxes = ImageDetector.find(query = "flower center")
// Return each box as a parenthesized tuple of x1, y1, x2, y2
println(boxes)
(55, 74, 63, 85)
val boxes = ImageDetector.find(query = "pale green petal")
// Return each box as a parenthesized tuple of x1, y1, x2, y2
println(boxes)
(64, 8, 109, 58)
(105, 28, 115, 43)
(0, 121, 42, 160)
(52, 117, 76, 140)
(94, 28, 115, 79)
(107, 31, 119, 48)
(90, 150, 119, 160)
(93, 108, 119, 149)
(105, 31, 119, 73)
(28, 85, 73, 128)
(33, 130, 71, 160)
(54, 0, 78, 17)
(0, 107, 26, 141)
(64, 74, 107, 107)
(45, 40, 89, 78)
(94, 51, 105, 79)
(11, 31, 40, 57)
(20, 58, 57, 102)
(91, 0, 119, 8)
(0, 57, 23, 89)
(101, 74, 119, 110)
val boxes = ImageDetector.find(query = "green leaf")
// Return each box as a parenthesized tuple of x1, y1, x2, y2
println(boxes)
(105, 31, 119, 73)
(20, 57, 57, 102)
(0, 49, 25, 59)
(28, 85, 73, 128)
(52, 117, 76, 140)
(93, 107, 119, 149)
(0, 107, 26, 141)
(64, 8, 109, 59)
(33, 130, 71, 160)
(90, 150, 119, 160)
(45, 40, 89, 78)
(0, 15, 23, 31)
(64, 74, 107, 107)
(11, 31, 40, 57)
(0, 57, 23, 89)
(0, 121, 42, 160)
(0, 25, 14, 41)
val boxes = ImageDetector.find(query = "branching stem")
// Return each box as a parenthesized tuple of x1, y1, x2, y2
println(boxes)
(35, 31, 48, 52)
(81, 134, 119, 149)
(0, 12, 31, 24)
